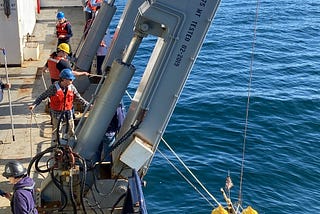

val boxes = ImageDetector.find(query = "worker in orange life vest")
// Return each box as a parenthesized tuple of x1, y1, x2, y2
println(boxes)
(41, 43, 89, 84)
(29, 69, 91, 142)
(56, 11, 73, 45)
(83, 0, 103, 39)
(83, 0, 103, 21)
(56, 11, 73, 56)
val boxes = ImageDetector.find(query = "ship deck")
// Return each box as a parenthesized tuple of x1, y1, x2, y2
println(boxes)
(0, 7, 85, 212)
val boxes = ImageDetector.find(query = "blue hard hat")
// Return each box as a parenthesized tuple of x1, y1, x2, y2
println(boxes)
(60, 68, 75, 80)
(57, 11, 65, 19)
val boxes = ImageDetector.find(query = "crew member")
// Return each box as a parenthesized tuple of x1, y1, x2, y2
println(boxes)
(83, 0, 102, 21)
(29, 69, 91, 142)
(56, 11, 73, 55)
(41, 43, 88, 84)
(2, 160, 38, 214)
(83, 0, 103, 39)
(94, 102, 125, 163)
(96, 29, 112, 75)
(0, 80, 11, 103)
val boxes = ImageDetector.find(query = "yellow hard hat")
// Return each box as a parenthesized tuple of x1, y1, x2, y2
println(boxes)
(57, 43, 70, 54)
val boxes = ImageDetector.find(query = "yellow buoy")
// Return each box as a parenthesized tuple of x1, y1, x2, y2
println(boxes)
(211, 205, 228, 214)
(242, 206, 258, 214)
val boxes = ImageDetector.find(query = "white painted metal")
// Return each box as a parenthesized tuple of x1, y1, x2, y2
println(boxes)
(102, 0, 145, 69)
(74, 0, 221, 178)
(120, 136, 153, 170)
(40, 0, 82, 8)
(112, 0, 221, 177)
(35, 0, 222, 211)
(0, 0, 36, 65)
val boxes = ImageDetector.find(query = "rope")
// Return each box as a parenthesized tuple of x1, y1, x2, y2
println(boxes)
(30, 110, 48, 134)
(157, 148, 216, 207)
(238, 0, 260, 205)
(29, 110, 53, 134)
(160, 138, 221, 207)
(123, 89, 220, 207)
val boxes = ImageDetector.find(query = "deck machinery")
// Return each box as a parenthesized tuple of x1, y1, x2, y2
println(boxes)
(29, 0, 221, 213)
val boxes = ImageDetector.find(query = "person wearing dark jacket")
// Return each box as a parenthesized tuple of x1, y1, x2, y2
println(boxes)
(0, 80, 11, 103)
(94, 102, 125, 163)
(41, 43, 88, 84)
(56, 11, 73, 46)
(0, 80, 10, 90)
(2, 160, 38, 214)
(29, 69, 91, 142)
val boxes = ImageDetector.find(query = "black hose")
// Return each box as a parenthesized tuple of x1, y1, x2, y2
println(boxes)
(56, 111, 65, 145)
(69, 174, 77, 214)
(110, 121, 141, 152)
(76, 154, 88, 214)
(35, 151, 53, 173)
(27, 146, 55, 175)
(50, 169, 68, 211)
(28, 143, 90, 213)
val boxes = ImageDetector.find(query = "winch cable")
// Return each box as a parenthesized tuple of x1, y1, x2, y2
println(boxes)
(157, 148, 215, 207)
(238, 0, 260, 206)
(159, 139, 220, 207)
(124, 90, 220, 207)
(83, 190, 103, 213)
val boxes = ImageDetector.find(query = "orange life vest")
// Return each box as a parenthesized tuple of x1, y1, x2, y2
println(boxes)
(47, 56, 64, 80)
(87, 0, 102, 12)
(56, 21, 70, 37)
(50, 82, 74, 111)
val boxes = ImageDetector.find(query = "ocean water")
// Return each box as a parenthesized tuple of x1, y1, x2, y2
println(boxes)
(115, 0, 319, 213)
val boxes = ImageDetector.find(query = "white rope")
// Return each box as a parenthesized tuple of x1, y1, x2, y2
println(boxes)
(124, 89, 221, 207)
(30, 110, 53, 134)
(125, 90, 133, 100)
(160, 137, 221, 206)
(157, 148, 216, 207)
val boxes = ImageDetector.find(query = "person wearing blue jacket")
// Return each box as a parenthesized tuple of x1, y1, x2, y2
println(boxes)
(94, 102, 126, 163)
(2, 161, 38, 214)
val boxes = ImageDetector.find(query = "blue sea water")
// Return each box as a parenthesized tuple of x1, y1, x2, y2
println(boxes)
(115, 0, 320, 213)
